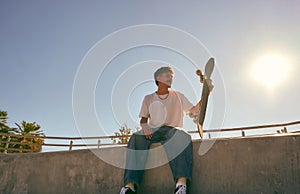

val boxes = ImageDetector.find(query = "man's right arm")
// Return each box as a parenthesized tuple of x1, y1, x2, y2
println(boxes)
(140, 117, 152, 139)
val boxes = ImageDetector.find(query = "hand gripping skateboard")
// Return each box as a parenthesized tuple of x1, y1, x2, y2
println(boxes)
(196, 58, 215, 139)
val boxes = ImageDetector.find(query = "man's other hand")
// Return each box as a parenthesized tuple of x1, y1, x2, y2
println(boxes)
(141, 123, 152, 139)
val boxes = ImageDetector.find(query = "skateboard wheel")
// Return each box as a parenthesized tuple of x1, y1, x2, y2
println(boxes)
(196, 69, 202, 76)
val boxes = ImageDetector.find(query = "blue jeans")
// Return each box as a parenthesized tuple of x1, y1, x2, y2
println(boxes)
(124, 126, 193, 186)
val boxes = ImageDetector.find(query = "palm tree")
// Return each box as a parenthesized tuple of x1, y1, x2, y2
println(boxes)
(0, 110, 45, 153)
(0, 110, 10, 152)
(15, 121, 45, 152)
(0, 110, 9, 133)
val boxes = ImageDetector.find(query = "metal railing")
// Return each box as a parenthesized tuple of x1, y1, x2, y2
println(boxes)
(188, 120, 300, 138)
(0, 135, 43, 153)
(1, 120, 299, 154)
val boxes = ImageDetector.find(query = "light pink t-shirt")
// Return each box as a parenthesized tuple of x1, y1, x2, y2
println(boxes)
(139, 90, 194, 128)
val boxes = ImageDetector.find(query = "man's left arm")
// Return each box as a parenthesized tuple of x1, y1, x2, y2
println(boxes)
(188, 99, 202, 115)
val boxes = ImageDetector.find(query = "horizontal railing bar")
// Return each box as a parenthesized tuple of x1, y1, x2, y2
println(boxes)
(187, 120, 300, 134)
(0, 147, 38, 152)
(0, 133, 45, 139)
(43, 143, 125, 147)
(0, 140, 41, 146)
(43, 135, 131, 140)
(0, 133, 130, 140)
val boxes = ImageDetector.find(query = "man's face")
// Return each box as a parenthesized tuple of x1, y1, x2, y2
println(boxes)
(157, 72, 173, 87)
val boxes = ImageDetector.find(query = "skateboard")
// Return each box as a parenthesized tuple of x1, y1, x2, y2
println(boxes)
(196, 57, 215, 138)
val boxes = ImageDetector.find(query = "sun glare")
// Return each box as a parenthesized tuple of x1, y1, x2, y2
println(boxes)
(251, 53, 290, 90)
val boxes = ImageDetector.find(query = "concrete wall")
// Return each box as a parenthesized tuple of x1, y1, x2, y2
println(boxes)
(0, 134, 299, 194)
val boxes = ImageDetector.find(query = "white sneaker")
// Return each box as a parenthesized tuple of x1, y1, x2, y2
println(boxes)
(174, 185, 186, 194)
(120, 186, 136, 194)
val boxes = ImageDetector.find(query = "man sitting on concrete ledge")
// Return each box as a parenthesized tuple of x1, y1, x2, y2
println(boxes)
(120, 66, 213, 194)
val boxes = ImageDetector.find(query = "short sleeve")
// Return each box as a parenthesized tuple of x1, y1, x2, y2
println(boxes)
(177, 92, 194, 112)
(139, 95, 150, 118)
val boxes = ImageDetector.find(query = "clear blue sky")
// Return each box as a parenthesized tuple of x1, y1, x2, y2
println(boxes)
(1, 1, 299, 151)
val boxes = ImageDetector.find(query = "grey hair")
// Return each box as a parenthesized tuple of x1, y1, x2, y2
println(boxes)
(154, 66, 174, 86)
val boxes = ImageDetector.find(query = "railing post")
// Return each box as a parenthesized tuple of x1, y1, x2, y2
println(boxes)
(4, 136, 11, 154)
(242, 131, 245, 137)
(69, 140, 73, 151)
(98, 139, 101, 149)
(282, 127, 287, 133)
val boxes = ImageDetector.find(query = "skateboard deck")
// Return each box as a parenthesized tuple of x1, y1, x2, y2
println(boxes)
(196, 57, 215, 138)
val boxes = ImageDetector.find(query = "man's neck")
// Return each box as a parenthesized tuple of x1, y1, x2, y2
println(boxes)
(156, 87, 169, 95)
